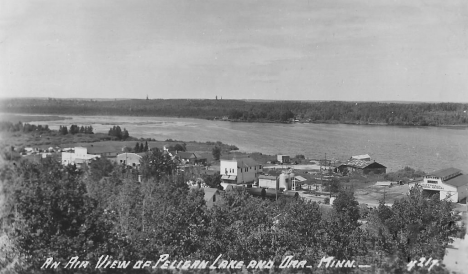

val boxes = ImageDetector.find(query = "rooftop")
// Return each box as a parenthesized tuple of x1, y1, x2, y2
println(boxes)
(222, 157, 260, 168)
(87, 145, 118, 154)
(351, 154, 371, 160)
(203, 187, 222, 202)
(345, 159, 374, 169)
(444, 174, 468, 187)
(429, 168, 462, 178)
(259, 175, 277, 180)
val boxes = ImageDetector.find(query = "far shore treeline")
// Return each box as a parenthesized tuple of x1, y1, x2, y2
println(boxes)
(2, 98, 468, 126)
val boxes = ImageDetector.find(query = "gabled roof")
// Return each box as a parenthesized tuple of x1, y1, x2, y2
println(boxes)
(429, 168, 461, 178)
(236, 158, 259, 168)
(203, 188, 223, 202)
(345, 159, 386, 169)
(351, 154, 371, 160)
(444, 174, 468, 187)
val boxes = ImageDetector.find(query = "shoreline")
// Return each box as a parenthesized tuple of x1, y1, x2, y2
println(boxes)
(3, 112, 468, 129)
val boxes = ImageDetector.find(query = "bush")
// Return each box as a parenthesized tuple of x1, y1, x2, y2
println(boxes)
(324, 197, 330, 204)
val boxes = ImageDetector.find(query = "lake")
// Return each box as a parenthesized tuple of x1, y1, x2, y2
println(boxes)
(25, 114, 468, 173)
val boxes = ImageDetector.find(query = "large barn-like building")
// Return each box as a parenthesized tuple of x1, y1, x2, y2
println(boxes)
(337, 159, 387, 175)
(416, 168, 468, 203)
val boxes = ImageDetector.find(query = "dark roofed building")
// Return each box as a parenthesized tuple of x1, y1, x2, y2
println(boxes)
(337, 159, 386, 175)
(176, 152, 207, 165)
(87, 145, 119, 158)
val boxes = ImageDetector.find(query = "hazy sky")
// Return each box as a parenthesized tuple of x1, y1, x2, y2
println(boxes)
(1, 0, 467, 102)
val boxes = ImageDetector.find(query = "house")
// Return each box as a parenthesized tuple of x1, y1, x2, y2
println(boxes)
(350, 154, 371, 161)
(176, 152, 207, 165)
(337, 159, 386, 175)
(87, 145, 119, 158)
(302, 182, 323, 192)
(115, 153, 145, 168)
(61, 147, 99, 167)
(203, 188, 225, 208)
(220, 157, 263, 188)
(413, 168, 468, 203)
(258, 169, 306, 191)
(162, 145, 178, 157)
(277, 155, 290, 164)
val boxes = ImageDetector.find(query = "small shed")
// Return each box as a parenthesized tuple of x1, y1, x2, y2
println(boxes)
(203, 188, 224, 208)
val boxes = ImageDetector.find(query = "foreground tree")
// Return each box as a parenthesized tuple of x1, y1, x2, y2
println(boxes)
(3, 158, 114, 270)
(212, 146, 221, 161)
(365, 186, 461, 273)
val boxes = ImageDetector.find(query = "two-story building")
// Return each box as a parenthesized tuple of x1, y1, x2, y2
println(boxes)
(220, 157, 262, 188)
(417, 167, 468, 203)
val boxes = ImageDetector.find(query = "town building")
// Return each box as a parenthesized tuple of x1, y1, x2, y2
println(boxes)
(258, 171, 305, 191)
(417, 168, 468, 203)
(220, 157, 263, 188)
(87, 145, 119, 158)
(115, 152, 145, 168)
(277, 155, 290, 164)
(176, 152, 207, 165)
(337, 159, 386, 175)
(61, 147, 99, 167)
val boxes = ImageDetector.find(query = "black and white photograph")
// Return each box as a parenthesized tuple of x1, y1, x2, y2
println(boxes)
(0, 0, 467, 273)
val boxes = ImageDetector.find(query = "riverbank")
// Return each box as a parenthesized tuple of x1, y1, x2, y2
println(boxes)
(3, 112, 468, 129)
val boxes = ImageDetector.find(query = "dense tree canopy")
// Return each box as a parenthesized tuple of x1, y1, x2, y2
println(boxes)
(2, 98, 468, 126)
(0, 154, 462, 273)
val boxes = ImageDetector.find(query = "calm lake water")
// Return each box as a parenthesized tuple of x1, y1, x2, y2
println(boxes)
(26, 115, 468, 173)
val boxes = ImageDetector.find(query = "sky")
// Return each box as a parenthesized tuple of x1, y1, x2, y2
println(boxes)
(0, 0, 467, 102)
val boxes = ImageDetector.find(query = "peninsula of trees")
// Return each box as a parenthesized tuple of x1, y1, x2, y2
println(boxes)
(2, 98, 468, 126)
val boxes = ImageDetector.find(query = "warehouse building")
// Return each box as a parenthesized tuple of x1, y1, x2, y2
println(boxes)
(418, 168, 468, 203)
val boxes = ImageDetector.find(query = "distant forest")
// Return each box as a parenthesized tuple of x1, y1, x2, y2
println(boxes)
(2, 98, 468, 126)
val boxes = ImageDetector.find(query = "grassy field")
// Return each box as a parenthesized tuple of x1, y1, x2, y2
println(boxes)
(0, 131, 115, 150)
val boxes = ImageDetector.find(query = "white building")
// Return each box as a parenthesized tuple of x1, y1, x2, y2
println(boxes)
(417, 168, 468, 203)
(115, 152, 144, 168)
(62, 147, 99, 166)
(220, 157, 262, 188)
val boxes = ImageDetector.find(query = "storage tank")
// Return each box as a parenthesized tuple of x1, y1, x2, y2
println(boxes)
(279, 173, 288, 190)
(289, 172, 295, 190)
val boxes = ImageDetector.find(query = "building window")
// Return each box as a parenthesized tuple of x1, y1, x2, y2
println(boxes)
(213, 195, 216, 202)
